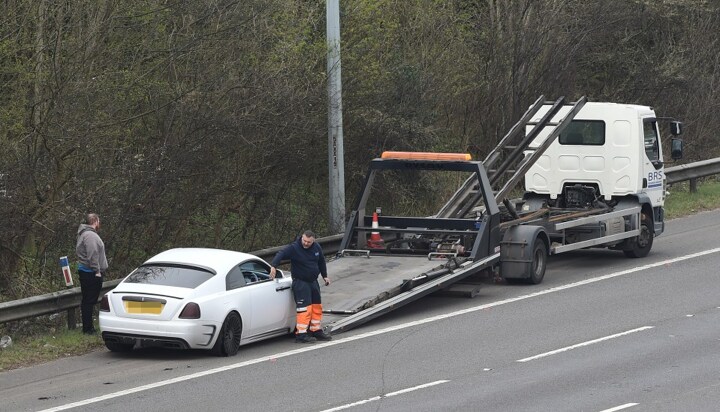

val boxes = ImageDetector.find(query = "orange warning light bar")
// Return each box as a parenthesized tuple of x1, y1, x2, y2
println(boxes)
(380, 151, 472, 161)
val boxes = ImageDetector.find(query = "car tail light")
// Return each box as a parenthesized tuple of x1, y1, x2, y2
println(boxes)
(99, 294, 110, 312)
(179, 302, 201, 319)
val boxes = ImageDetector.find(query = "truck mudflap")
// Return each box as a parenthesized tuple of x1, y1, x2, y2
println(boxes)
(323, 252, 500, 334)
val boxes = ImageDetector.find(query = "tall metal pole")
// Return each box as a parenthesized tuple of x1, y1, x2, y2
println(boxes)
(327, 0, 345, 234)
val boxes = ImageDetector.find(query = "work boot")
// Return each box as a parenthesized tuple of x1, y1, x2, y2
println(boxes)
(312, 330, 332, 341)
(295, 333, 317, 343)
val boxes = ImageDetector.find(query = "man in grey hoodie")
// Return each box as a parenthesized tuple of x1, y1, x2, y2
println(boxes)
(75, 213, 109, 334)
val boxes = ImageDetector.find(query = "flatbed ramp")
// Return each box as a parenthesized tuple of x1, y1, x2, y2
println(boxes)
(322, 253, 499, 334)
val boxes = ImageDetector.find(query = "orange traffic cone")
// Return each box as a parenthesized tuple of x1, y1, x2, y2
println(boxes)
(367, 212, 385, 249)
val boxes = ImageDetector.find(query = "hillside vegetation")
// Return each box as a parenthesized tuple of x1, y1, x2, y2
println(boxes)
(1, 0, 719, 299)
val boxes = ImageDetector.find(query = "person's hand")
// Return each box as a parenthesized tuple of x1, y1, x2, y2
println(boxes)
(323, 277, 330, 286)
(269, 267, 276, 280)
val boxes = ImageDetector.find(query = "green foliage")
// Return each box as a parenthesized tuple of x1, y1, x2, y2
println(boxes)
(1, 0, 719, 299)
(368, 169, 469, 217)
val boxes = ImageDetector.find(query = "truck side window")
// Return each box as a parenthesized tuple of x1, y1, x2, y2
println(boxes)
(559, 120, 605, 145)
(643, 120, 660, 163)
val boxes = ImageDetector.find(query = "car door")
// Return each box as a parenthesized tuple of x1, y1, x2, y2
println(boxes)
(223, 265, 254, 336)
(239, 260, 293, 337)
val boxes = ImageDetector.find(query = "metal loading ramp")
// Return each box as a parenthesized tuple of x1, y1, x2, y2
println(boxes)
(322, 255, 445, 314)
(322, 253, 499, 334)
(322, 151, 502, 334)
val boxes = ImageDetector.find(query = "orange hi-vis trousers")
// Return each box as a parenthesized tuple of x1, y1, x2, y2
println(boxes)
(296, 303, 323, 334)
(292, 278, 323, 334)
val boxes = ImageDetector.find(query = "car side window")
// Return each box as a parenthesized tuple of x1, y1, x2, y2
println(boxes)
(239, 260, 272, 284)
(226, 266, 247, 290)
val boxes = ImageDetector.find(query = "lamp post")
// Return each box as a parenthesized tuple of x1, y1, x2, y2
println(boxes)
(327, 0, 345, 234)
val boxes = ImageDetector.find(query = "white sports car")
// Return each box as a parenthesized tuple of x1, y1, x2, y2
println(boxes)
(99, 248, 295, 356)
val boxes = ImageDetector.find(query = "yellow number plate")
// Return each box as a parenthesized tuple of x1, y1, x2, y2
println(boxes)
(124, 301, 164, 314)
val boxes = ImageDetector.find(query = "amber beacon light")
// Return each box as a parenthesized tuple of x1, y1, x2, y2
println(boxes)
(380, 151, 472, 161)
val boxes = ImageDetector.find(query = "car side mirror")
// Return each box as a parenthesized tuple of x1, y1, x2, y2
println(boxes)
(671, 138, 683, 160)
(670, 121, 683, 136)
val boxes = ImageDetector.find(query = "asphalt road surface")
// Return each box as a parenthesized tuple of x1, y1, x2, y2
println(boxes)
(2, 209, 720, 412)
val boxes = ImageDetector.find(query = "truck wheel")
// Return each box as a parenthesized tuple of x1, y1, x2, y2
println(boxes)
(501, 226, 548, 284)
(623, 213, 653, 258)
(527, 239, 548, 284)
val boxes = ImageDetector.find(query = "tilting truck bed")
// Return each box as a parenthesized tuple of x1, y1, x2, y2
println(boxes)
(322, 255, 445, 314)
(316, 153, 502, 334)
(322, 253, 499, 333)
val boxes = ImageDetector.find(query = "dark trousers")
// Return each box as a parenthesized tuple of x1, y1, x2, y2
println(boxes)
(79, 270, 103, 332)
(291, 279, 322, 308)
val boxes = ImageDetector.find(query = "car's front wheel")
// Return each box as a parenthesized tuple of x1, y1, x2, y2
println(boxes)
(211, 312, 242, 357)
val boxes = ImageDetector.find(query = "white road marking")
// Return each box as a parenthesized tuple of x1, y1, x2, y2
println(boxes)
(320, 380, 450, 412)
(516, 326, 654, 362)
(320, 396, 381, 412)
(599, 403, 639, 412)
(384, 380, 449, 397)
(39, 246, 720, 411)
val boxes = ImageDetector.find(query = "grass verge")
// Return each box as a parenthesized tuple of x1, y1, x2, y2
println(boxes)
(664, 179, 720, 219)
(0, 320, 103, 372)
(1, 179, 720, 372)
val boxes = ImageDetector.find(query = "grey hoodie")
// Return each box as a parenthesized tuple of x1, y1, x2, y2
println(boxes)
(76, 224, 109, 273)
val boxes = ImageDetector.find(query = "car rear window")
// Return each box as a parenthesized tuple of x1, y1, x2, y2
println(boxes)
(124, 265, 215, 288)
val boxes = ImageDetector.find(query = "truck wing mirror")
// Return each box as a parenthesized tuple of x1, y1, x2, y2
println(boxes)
(670, 121, 683, 136)
(671, 138, 683, 160)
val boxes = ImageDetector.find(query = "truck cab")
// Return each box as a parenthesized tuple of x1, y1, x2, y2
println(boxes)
(524, 102, 683, 237)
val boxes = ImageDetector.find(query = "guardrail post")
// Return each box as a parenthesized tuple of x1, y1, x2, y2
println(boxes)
(67, 305, 77, 330)
(689, 178, 697, 193)
(59, 256, 77, 330)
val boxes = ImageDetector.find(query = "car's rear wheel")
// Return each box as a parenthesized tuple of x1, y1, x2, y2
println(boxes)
(105, 340, 134, 353)
(211, 312, 242, 357)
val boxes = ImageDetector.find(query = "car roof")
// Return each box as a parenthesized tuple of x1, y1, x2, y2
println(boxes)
(143, 248, 261, 274)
